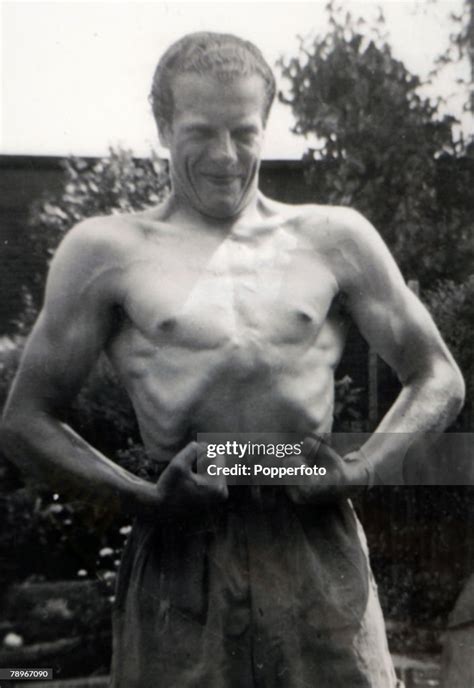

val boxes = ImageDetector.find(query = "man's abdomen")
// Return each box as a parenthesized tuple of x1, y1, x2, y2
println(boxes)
(109, 328, 338, 456)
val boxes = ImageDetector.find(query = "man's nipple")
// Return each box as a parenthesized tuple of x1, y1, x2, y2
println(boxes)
(159, 317, 177, 332)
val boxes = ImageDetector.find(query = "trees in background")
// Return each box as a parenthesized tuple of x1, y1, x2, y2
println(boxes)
(433, 0, 474, 114)
(278, 2, 473, 287)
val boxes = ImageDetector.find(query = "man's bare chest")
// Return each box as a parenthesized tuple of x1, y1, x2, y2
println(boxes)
(115, 227, 344, 354)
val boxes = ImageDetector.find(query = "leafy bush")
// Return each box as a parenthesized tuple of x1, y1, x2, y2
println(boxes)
(423, 276, 474, 428)
(278, 3, 474, 286)
(333, 374, 365, 431)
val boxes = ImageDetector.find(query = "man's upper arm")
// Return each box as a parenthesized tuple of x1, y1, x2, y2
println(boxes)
(5, 220, 123, 417)
(333, 209, 459, 385)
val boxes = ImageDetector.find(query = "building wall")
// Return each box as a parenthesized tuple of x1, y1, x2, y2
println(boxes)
(1, 157, 67, 330)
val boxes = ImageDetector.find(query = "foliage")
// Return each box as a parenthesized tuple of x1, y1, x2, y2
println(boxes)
(362, 485, 472, 623)
(69, 358, 141, 454)
(0, 483, 121, 586)
(423, 276, 474, 427)
(277, 2, 474, 286)
(424, 277, 474, 370)
(432, 0, 474, 114)
(333, 375, 365, 431)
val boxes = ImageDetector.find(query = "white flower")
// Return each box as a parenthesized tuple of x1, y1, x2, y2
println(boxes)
(3, 632, 23, 648)
(99, 547, 114, 557)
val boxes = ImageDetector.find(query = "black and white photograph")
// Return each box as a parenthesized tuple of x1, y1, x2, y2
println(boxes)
(0, 1, 473, 686)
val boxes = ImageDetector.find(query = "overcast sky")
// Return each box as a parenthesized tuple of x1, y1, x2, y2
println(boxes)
(1, 0, 470, 159)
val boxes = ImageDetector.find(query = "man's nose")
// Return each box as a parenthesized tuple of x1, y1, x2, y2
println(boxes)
(208, 131, 237, 165)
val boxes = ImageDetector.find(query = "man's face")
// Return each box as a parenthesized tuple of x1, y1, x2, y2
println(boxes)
(160, 73, 267, 220)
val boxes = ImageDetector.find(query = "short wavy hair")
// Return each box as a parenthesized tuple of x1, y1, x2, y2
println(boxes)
(150, 32, 276, 129)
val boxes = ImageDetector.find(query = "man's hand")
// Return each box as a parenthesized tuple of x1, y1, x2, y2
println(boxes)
(156, 441, 229, 516)
(285, 436, 369, 506)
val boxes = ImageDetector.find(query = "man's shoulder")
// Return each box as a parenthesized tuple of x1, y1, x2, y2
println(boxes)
(46, 210, 157, 301)
(61, 211, 145, 251)
(296, 202, 370, 232)
(274, 200, 377, 247)
(54, 207, 162, 268)
(273, 200, 393, 292)
(291, 203, 403, 295)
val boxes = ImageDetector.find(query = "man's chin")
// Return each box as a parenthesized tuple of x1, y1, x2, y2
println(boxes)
(198, 198, 245, 221)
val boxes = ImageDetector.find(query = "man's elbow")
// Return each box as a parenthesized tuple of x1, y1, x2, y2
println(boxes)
(447, 366, 466, 419)
(433, 360, 466, 425)
(409, 357, 466, 426)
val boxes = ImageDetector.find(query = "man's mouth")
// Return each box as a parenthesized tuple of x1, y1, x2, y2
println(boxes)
(201, 173, 240, 186)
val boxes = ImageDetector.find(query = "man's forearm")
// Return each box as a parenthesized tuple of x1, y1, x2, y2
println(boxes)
(357, 362, 465, 485)
(0, 412, 159, 518)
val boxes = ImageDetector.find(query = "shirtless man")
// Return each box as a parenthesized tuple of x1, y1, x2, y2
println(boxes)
(1, 33, 464, 687)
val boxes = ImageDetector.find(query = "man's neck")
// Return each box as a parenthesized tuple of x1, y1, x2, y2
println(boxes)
(167, 187, 266, 232)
